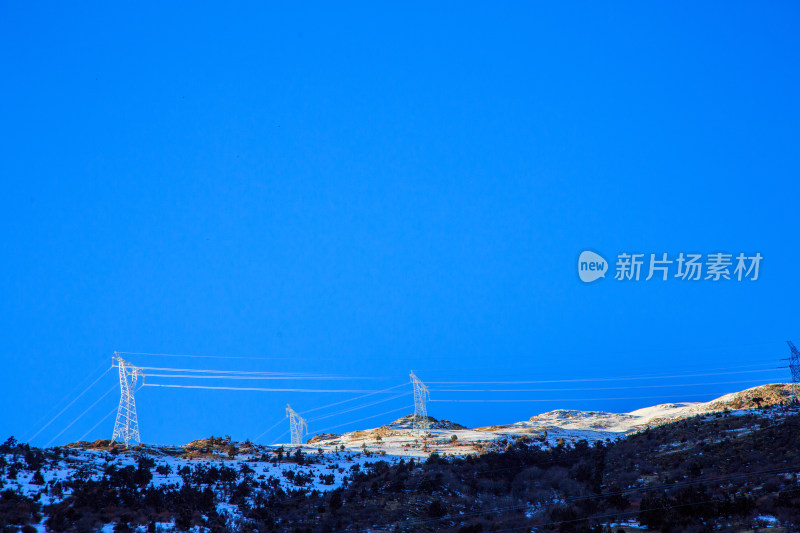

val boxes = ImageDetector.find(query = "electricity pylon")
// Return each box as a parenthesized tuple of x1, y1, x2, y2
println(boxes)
(788, 341, 800, 404)
(410, 371, 430, 433)
(112, 353, 143, 447)
(286, 404, 307, 446)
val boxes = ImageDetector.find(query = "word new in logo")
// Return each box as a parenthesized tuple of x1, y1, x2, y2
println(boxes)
(578, 251, 607, 283)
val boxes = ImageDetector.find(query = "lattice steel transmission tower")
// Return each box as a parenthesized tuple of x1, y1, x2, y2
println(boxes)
(410, 371, 430, 433)
(286, 404, 307, 446)
(112, 353, 143, 447)
(788, 341, 800, 404)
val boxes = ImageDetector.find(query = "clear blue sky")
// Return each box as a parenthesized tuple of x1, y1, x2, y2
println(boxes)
(1, 3, 798, 446)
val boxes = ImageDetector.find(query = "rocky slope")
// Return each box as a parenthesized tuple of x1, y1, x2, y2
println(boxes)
(305, 383, 795, 456)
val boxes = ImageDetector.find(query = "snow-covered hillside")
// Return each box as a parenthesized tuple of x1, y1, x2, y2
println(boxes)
(13, 382, 782, 516)
(304, 383, 794, 456)
(1, 383, 794, 532)
(1, 439, 412, 531)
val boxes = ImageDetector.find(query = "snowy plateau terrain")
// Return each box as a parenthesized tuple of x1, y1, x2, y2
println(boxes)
(2, 383, 793, 532)
(306, 383, 793, 456)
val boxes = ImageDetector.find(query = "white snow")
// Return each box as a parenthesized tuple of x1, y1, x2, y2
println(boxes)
(4, 383, 791, 532)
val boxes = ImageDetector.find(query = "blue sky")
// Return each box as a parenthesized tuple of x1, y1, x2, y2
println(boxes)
(1, 3, 799, 446)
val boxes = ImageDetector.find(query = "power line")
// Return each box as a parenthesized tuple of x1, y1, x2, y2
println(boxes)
(140, 373, 367, 381)
(431, 391, 754, 402)
(118, 341, 781, 364)
(53, 349, 785, 447)
(29, 366, 112, 443)
(77, 382, 144, 445)
(429, 378, 783, 392)
(124, 364, 374, 381)
(307, 392, 411, 423)
(116, 351, 306, 360)
(125, 365, 322, 376)
(253, 416, 287, 443)
(45, 384, 117, 447)
(270, 429, 290, 445)
(24, 359, 110, 442)
(301, 383, 409, 415)
(310, 404, 415, 436)
(77, 406, 118, 443)
(142, 384, 398, 393)
(428, 367, 781, 384)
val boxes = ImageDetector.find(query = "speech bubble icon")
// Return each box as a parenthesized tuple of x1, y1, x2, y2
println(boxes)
(578, 251, 608, 283)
